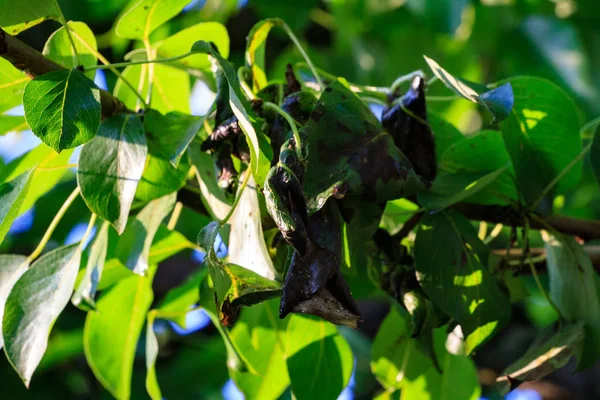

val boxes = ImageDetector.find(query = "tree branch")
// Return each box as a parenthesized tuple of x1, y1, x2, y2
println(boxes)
(0, 28, 129, 118)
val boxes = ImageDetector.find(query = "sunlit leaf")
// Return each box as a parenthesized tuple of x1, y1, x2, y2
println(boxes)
(115, 0, 190, 40)
(145, 312, 161, 400)
(72, 223, 109, 311)
(0, 255, 28, 350)
(0, 58, 28, 114)
(0, 169, 34, 244)
(84, 273, 153, 400)
(188, 146, 231, 221)
(43, 21, 98, 79)
(23, 69, 101, 152)
(0, 0, 62, 34)
(78, 114, 147, 233)
(0, 115, 27, 136)
(3, 244, 81, 386)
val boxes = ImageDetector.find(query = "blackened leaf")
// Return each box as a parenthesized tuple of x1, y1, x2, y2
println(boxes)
(286, 314, 353, 400)
(116, 194, 176, 275)
(143, 110, 204, 168)
(198, 222, 281, 326)
(0, 255, 28, 349)
(418, 167, 509, 213)
(500, 77, 582, 205)
(0, 169, 34, 244)
(84, 273, 153, 400)
(78, 114, 147, 234)
(23, 69, 101, 152)
(303, 79, 428, 213)
(415, 211, 510, 353)
(72, 222, 109, 311)
(191, 40, 273, 185)
(543, 233, 600, 369)
(496, 322, 585, 395)
(424, 56, 513, 121)
(3, 244, 81, 386)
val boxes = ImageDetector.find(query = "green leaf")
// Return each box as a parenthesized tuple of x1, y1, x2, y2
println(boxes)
(245, 18, 281, 91)
(227, 172, 276, 280)
(155, 22, 229, 71)
(439, 129, 517, 204)
(0, 255, 28, 350)
(371, 306, 437, 390)
(286, 314, 353, 400)
(143, 110, 203, 168)
(0, 115, 27, 136)
(191, 40, 273, 185)
(0, 169, 34, 244)
(302, 79, 427, 213)
(0, 0, 62, 35)
(418, 167, 509, 212)
(3, 244, 81, 386)
(116, 193, 176, 275)
(415, 211, 511, 352)
(0, 145, 73, 215)
(230, 299, 290, 400)
(198, 222, 281, 325)
(496, 322, 585, 395)
(72, 223, 109, 311)
(78, 114, 147, 234)
(592, 128, 600, 188)
(145, 312, 161, 400)
(428, 112, 463, 162)
(188, 146, 231, 220)
(543, 233, 600, 369)
(43, 21, 98, 79)
(23, 69, 101, 152)
(0, 58, 28, 114)
(135, 151, 190, 203)
(424, 56, 514, 121)
(114, 63, 190, 114)
(115, 0, 190, 40)
(500, 77, 582, 205)
(156, 269, 206, 328)
(84, 273, 153, 400)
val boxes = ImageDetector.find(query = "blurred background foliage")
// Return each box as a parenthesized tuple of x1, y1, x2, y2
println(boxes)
(2, 0, 600, 399)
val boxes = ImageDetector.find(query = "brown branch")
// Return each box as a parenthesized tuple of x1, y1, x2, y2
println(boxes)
(492, 245, 600, 273)
(0, 28, 129, 118)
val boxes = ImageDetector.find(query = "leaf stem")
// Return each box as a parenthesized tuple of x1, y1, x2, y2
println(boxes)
(83, 51, 196, 71)
(143, 39, 155, 106)
(263, 101, 303, 160)
(390, 70, 424, 94)
(62, 21, 81, 68)
(27, 187, 80, 263)
(238, 67, 257, 100)
(78, 213, 97, 252)
(280, 23, 323, 89)
(529, 139, 592, 212)
(167, 202, 183, 230)
(219, 169, 252, 227)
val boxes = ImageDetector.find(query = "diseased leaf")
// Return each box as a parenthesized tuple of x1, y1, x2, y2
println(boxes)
(418, 167, 509, 212)
(3, 244, 81, 386)
(0, 169, 34, 244)
(191, 40, 273, 185)
(84, 273, 153, 400)
(0, 58, 28, 114)
(302, 79, 428, 213)
(500, 77, 582, 205)
(116, 193, 176, 275)
(78, 114, 147, 234)
(0, 255, 28, 350)
(23, 69, 101, 152)
(496, 322, 585, 395)
(286, 314, 353, 400)
(227, 171, 277, 280)
(43, 21, 98, 79)
(415, 211, 511, 352)
(72, 223, 109, 311)
(424, 56, 514, 121)
(0, 0, 62, 35)
(114, 63, 190, 114)
(544, 233, 600, 368)
(230, 299, 290, 400)
(0, 115, 27, 136)
(115, 0, 190, 40)
(155, 22, 229, 71)
(198, 222, 281, 326)
(143, 110, 203, 168)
